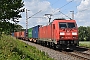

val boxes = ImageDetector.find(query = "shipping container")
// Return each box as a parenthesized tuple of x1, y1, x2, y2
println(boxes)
(28, 28, 33, 41)
(12, 33, 14, 37)
(19, 31, 25, 38)
(32, 25, 40, 38)
(39, 25, 52, 40)
(38, 26, 42, 39)
(32, 25, 40, 42)
(14, 32, 20, 38)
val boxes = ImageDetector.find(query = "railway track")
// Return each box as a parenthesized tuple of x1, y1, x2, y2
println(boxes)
(82, 49, 90, 55)
(21, 40, 90, 60)
(62, 50, 90, 60)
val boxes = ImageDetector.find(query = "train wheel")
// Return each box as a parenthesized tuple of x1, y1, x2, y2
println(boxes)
(53, 44, 56, 50)
(51, 43, 56, 49)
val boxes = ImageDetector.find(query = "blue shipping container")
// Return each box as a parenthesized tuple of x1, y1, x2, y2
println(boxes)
(12, 33, 14, 37)
(32, 25, 40, 38)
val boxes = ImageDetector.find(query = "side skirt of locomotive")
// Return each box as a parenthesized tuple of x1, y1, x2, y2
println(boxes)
(36, 38, 56, 49)
(36, 38, 79, 50)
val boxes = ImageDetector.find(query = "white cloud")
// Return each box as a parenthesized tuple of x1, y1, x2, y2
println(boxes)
(19, 0, 55, 28)
(66, 0, 90, 27)
(77, 0, 90, 10)
(75, 0, 90, 26)
(19, 0, 90, 28)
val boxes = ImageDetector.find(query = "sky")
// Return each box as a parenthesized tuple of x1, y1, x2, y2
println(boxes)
(18, 0, 90, 28)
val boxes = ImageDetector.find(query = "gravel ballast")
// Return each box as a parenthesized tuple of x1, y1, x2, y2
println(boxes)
(21, 40, 87, 60)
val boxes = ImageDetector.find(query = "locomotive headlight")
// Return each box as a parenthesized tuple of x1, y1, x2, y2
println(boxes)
(60, 32, 65, 35)
(72, 32, 77, 35)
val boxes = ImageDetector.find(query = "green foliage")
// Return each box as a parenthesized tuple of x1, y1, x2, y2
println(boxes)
(78, 26, 90, 41)
(79, 41, 90, 48)
(0, 0, 24, 21)
(0, 35, 53, 60)
(0, 0, 24, 35)
(0, 28, 2, 39)
(0, 21, 23, 35)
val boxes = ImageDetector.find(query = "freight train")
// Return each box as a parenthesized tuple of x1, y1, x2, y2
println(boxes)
(12, 19, 79, 50)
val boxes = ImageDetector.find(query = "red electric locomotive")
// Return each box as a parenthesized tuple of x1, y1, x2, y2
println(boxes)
(38, 19, 79, 49)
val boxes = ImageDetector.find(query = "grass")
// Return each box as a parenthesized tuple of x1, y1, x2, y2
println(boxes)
(0, 34, 54, 60)
(79, 41, 90, 48)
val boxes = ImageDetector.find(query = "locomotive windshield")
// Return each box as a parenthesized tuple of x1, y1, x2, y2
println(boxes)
(59, 23, 76, 28)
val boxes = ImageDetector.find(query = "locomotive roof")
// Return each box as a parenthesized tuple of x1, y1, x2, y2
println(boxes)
(53, 19, 76, 23)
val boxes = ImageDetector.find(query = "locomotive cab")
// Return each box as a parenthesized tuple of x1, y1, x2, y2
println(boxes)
(52, 19, 79, 49)
(59, 22, 78, 40)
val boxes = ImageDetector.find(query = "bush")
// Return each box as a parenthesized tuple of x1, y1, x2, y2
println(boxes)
(0, 35, 53, 60)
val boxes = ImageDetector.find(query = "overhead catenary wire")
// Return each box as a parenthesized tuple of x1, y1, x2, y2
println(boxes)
(31, 17, 45, 18)
(59, 11, 72, 19)
(27, 0, 74, 19)
(27, 10, 42, 20)
(58, 7, 90, 20)
(25, 10, 42, 35)
(51, 0, 75, 20)
(75, 8, 90, 14)
(26, 0, 75, 28)
(52, 0, 74, 14)
(59, 0, 74, 9)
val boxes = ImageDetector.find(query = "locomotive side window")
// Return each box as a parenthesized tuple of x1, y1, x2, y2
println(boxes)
(59, 23, 67, 28)
(68, 23, 75, 28)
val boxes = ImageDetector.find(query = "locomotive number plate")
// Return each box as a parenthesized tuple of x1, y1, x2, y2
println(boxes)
(66, 33, 70, 35)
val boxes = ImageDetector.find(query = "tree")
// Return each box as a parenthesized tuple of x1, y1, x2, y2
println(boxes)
(78, 26, 89, 41)
(0, 0, 24, 35)
(14, 24, 23, 32)
(86, 26, 90, 41)
(0, 0, 24, 22)
(0, 21, 23, 35)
